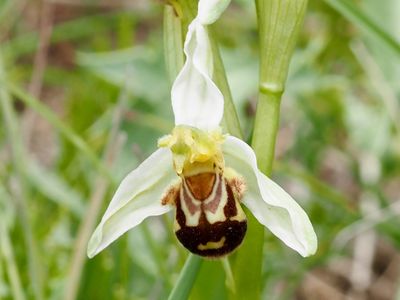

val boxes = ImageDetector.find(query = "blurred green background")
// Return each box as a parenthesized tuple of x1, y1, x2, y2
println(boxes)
(0, 0, 399, 299)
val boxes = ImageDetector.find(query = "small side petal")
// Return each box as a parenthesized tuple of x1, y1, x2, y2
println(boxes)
(171, 20, 224, 130)
(87, 148, 178, 258)
(198, 0, 231, 25)
(223, 136, 317, 257)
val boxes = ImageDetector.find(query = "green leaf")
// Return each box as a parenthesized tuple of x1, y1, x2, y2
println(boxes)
(230, 211, 264, 300)
(76, 47, 169, 104)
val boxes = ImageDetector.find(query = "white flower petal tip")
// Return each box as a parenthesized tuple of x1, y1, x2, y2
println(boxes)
(222, 136, 318, 257)
(171, 21, 223, 130)
(171, 0, 231, 130)
(87, 148, 178, 258)
(198, 0, 231, 24)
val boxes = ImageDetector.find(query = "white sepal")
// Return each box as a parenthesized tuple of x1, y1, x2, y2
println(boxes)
(198, 0, 231, 24)
(223, 136, 317, 257)
(171, 19, 223, 131)
(87, 148, 178, 258)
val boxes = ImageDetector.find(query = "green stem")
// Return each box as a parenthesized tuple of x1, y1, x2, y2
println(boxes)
(167, 254, 203, 300)
(232, 1, 309, 299)
(253, 0, 308, 170)
(252, 90, 282, 173)
(222, 257, 236, 294)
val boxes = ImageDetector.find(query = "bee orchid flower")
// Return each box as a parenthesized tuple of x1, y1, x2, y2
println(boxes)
(87, 0, 317, 259)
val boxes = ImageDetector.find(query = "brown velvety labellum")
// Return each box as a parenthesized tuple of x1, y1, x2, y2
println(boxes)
(174, 172, 247, 257)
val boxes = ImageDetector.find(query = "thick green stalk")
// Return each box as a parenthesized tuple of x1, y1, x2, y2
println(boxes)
(252, 90, 282, 174)
(167, 254, 203, 300)
(252, 0, 308, 172)
(233, 1, 309, 299)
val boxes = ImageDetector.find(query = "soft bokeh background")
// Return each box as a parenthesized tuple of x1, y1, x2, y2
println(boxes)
(0, 0, 399, 299)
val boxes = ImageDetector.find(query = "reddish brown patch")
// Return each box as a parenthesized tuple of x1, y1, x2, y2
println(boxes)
(203, 176, 222, 213)
(185, 173, 216, 200)
(182, 184, 201, 215)
(161, 184, 180, 206)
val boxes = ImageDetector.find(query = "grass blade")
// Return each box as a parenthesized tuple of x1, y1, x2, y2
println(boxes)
(4, 81, 115, 184)
(324, 0, 400, 55)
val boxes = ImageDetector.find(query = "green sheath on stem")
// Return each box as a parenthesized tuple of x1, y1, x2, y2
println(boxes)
(252, 0, 308, 172)
(164, 5, 184, 85)
(232, 1, 308, 299)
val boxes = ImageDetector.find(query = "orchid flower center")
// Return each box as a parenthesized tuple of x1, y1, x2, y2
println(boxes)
(158, 125, 225, 176)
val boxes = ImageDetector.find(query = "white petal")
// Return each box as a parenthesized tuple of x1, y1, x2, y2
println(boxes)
(198, 0, 231, 25)
(87, 148, 178, 258)
(171, 19, 223, 130)
(223, 136, 317, 257)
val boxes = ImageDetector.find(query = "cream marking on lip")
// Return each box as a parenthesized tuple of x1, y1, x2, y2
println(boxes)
(203, 174, 222, 213)
(180, 181, 201, 226)
(228, 194, 246, 222)
(198, 237, 226, 250)
(204, 174, 227, 224)
(174, 219, 181, 231)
